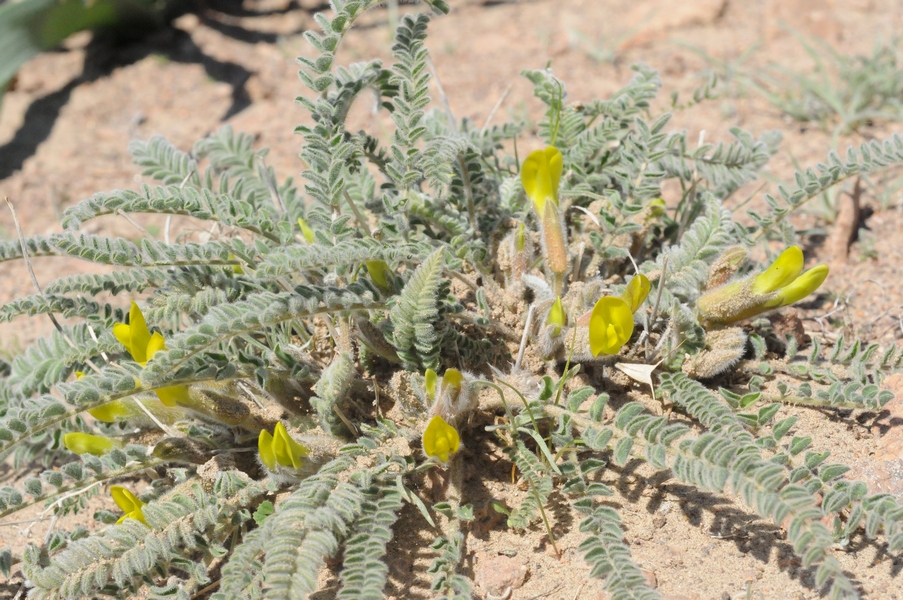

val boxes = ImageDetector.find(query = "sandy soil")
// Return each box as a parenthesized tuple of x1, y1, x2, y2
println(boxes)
(3, 0, 903, 598)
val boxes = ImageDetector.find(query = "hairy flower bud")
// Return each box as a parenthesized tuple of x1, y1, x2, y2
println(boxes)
(698, 246, 828, 325)
(521, 146, 569, 292)
(62, 432, 122, 456)
(429, 368, 476, 424)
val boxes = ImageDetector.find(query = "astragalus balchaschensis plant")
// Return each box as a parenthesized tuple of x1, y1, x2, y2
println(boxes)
(3, 2, 903, 598)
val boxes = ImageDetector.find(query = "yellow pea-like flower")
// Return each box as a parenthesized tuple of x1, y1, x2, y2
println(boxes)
(297, 217, 315, 243)
(77, 372, 132, 422)
(258, 422, 309, 472)
(521, 146, 563, 218)
(258, 429, 277, 471)
(589, 297, 634, 356)
(521, 146, 568, 290)
(89, 400, 132, 423)
(365, 260, 392, 291)
(111, 486, 147, 525)
(772, 264, 829, 307)
(621, 274, 651, 313)
(587, 273, 649, 356)
(698, 246, 829, 325)
(422, 415, 460, 463)
(424, 368, 438, 400)
(547, 296, 567, 337)
(62, 432, 122, 456)
(154, 384, 191, 407)
(77, 372, 182, 423)
(112, 302, 188, 408)
(113, 302, 156, 366)
(752, 246, 804, 295)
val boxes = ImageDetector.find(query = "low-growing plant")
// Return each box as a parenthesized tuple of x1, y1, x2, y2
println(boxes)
(3, 2, 903, 599)
(750, 30, 903, 139)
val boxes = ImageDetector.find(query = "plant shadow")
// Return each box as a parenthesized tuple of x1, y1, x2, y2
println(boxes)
(606, 458, 873, 597)
(0, 0, 316, 182)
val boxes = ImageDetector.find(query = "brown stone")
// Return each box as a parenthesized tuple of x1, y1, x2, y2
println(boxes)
(474, 552, 528, 596)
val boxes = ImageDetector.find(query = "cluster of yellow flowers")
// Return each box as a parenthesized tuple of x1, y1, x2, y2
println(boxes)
(62, 148, 831, 521)
(64, 301, 316, 525)
(520, 145, 828, 357)
(417, 146, 830, 468)
(64, 301, 187, 525)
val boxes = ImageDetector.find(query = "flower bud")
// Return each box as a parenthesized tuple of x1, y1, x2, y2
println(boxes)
(621, 274, 651, 313)
(63, 432, 122, 456)
(430, 368, 476, 423)
(297, 217, 315, 243)
(521, 146, 569, 292)
(546, 296, 567, 337)
(698, 246, 828, 326)
(705, 247, 748, 290)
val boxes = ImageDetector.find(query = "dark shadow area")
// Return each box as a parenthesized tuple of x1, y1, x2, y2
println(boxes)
(199, 0, 314, 44)
(603, 460, 873, 597)
(0, 0, 338, 182)
(381, 502, 442, 600)
(0, 24, 252, 181)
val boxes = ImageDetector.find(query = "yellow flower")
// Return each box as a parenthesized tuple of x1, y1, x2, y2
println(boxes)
(297, 217, 315, 243)
(521, 146, 563, 218)
(753, 246, 829, 307)
(589, 297, 634, 356)
(422, 415, 460, 463)
(424, 368, 438, 400)
(63, 432, 122, 456)
(521, 146, 568, 290)
(113, 301, 188, 407)
(365, 260, 392, 291)
(154, 384, 190, 407)
(113, 301, 162, 366)
(77, 372, 183, 424)
(698, 246, 829, 325)
(111, 486, 147, 525)
(621, 274, 651, 313)
(774, 264, 829, 306)
(589, 274, 650, 356)
(258, 422, 309, 471)
(77, 372, 132, 422)
(89, 401, 132, 423)
(441, 368, 463, 391)
(547, 296, 567, 336)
